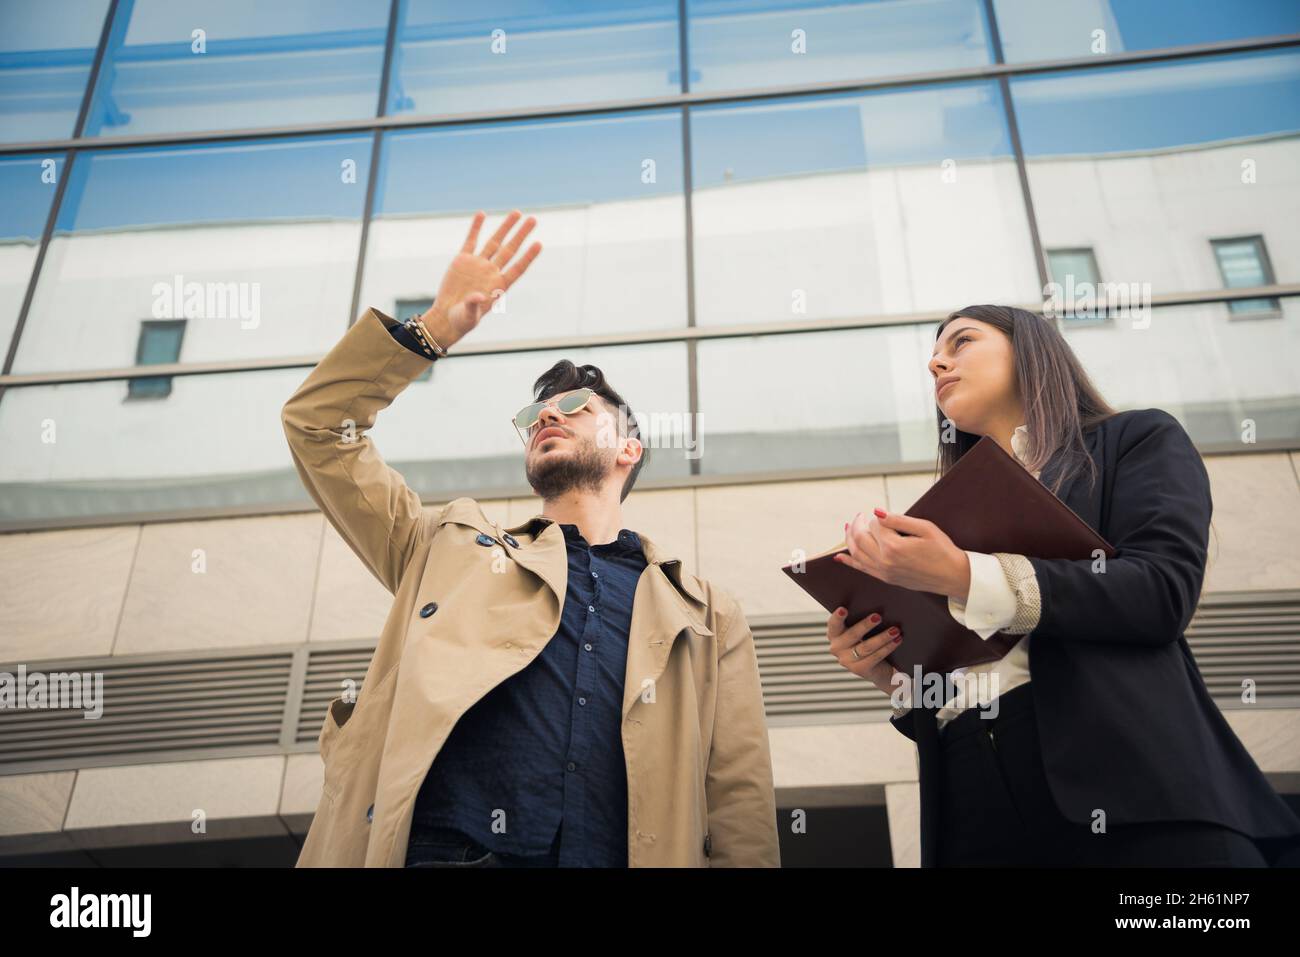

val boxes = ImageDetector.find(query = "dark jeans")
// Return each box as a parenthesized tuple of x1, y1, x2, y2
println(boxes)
(926, 683, 1270, 867)
(404, 824, 562, 868)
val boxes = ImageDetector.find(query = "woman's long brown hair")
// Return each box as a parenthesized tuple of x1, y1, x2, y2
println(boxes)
(935, 304, 1117, 496)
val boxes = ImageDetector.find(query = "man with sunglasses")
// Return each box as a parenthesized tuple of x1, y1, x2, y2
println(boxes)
(284, 210, 780, 868)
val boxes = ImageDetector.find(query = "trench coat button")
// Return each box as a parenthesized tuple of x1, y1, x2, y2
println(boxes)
(419, 601, 438, 618)
(366, 804, 374, 824)
(475, 533, 495, 546)
(703, 833, 712, 858)
(503, 533, 520, 548)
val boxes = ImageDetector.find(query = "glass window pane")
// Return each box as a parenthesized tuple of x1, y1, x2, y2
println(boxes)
(1047, 248, 1101, 286)
(690, 82, 1039, 327)
(389, 1, 679, 116)
(1213, 237, 1270, 287)
(0, 153, 64, 354)
(1012, 50, 1300, 298)
(1062, 300, 1299, 444)
(375, 341, 691, 490)
(83, 0, 390, 138)
(0, 0, 110, 142)
(995, 0, 1300, 64)
(1212, 236, 1282, 316)
(697, 299, 1300, 479)
(698, 324, 943, 474)
(0, 342, 687, 524)
(128, 318, 186, 397)
(1046, 247, 1103, 320)
(688, 0, 993, 91)
(12, 134, 371, 374)
(0, 368, 309, 523)
(136, 320, 185, 364)
(359, 112, 687, 343)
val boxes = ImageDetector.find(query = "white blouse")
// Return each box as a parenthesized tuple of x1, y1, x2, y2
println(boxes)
(892, 425, 1043, 729)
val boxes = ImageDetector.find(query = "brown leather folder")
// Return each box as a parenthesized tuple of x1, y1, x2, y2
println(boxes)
(780, 436, 1115, 676)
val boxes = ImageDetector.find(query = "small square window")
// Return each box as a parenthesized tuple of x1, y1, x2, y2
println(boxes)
(396, 298, 435, 382)
(1046, 248, 1102, 321)
(128, 320, 186, 399)
(1211, 236, 1280, 317)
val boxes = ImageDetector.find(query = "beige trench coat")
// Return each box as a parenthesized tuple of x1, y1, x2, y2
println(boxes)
(284, 308, 780, 867)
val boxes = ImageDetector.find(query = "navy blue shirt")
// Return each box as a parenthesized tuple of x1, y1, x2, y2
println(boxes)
(410, 520, 647, 868)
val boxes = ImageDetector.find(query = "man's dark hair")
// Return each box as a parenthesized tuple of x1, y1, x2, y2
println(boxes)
(532, 360, 647, 503)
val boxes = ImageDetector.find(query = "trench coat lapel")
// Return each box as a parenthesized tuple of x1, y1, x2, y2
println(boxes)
(500, 513, 715, 722)
(493, 515, 569, 607)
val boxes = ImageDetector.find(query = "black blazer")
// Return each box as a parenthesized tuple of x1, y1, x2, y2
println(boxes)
(890, 407, 1300, 866)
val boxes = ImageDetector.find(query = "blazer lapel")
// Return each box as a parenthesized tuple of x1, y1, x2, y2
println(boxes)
(1038, 425, 1104, 532)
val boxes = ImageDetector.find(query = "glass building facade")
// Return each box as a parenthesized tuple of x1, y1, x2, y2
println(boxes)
(1, 0, 1297, 526)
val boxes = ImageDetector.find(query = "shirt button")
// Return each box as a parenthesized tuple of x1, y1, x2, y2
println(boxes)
(584, 643, 592, 652)
(578, 697, 586, 706)
(475, 533, 495, 547)
(365, 804, 374, 823)
(419, 602, 438, 618)
(587, 604, 595, 613)
(503, 533, 520, 548)
(591, 571, 598, 579)
(566, 762, 577, 772)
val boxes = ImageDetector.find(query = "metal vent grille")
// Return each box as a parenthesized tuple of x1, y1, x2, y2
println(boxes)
(0, 650, 294, 768)
(751, 590, 1300, 723)
(295, 647, 375, 745)
(1, 591, 1296, 774)
(1183, 591, 1300, 700)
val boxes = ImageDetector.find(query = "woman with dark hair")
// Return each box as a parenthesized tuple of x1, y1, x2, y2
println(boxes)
(825, 304, 1300, 867)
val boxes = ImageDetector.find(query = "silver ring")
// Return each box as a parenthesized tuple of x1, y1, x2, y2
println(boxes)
(850, 645, 862, 661)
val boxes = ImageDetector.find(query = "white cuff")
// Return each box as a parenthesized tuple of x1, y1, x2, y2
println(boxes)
(948, 550, 1018, 640)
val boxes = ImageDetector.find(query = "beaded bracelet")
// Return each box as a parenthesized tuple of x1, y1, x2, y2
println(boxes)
(403, 314, 449, 359)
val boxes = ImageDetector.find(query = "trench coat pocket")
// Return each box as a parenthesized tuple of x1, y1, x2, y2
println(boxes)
(320, 696, 356, 765)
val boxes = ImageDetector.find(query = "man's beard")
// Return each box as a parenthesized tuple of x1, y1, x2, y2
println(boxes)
(526, 437, 612, 501)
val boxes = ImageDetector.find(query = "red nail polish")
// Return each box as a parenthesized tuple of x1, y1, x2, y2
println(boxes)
(888, 626, 900, 637)
(874, 507, 887, 519)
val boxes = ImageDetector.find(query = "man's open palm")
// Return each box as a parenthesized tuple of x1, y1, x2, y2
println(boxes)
(427, 210, 542, 346)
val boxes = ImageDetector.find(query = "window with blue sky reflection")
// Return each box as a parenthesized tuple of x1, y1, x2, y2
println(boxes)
(688, 0, 993, 89)
(0, 0, 110, 142)
(82, 0, 390, 137)
(13, 134, 371, 374)
(0, 154, 63, 349)
(690, 81, 1038, 326)
(994, 0, 1300, 63)
(0, 0, 1296, 525)
(1013, 50, 1300, 295)
(360, 111, 687, 342)
(389, 1, 681, 114)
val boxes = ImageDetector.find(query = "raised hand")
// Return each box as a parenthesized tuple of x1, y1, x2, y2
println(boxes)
(421, 210, 543, 350)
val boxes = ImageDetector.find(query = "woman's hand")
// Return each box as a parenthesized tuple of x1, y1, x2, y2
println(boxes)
(835, 508, 971, 601)
(826, 607, 905, 699)
(422, 210, 543, 350)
